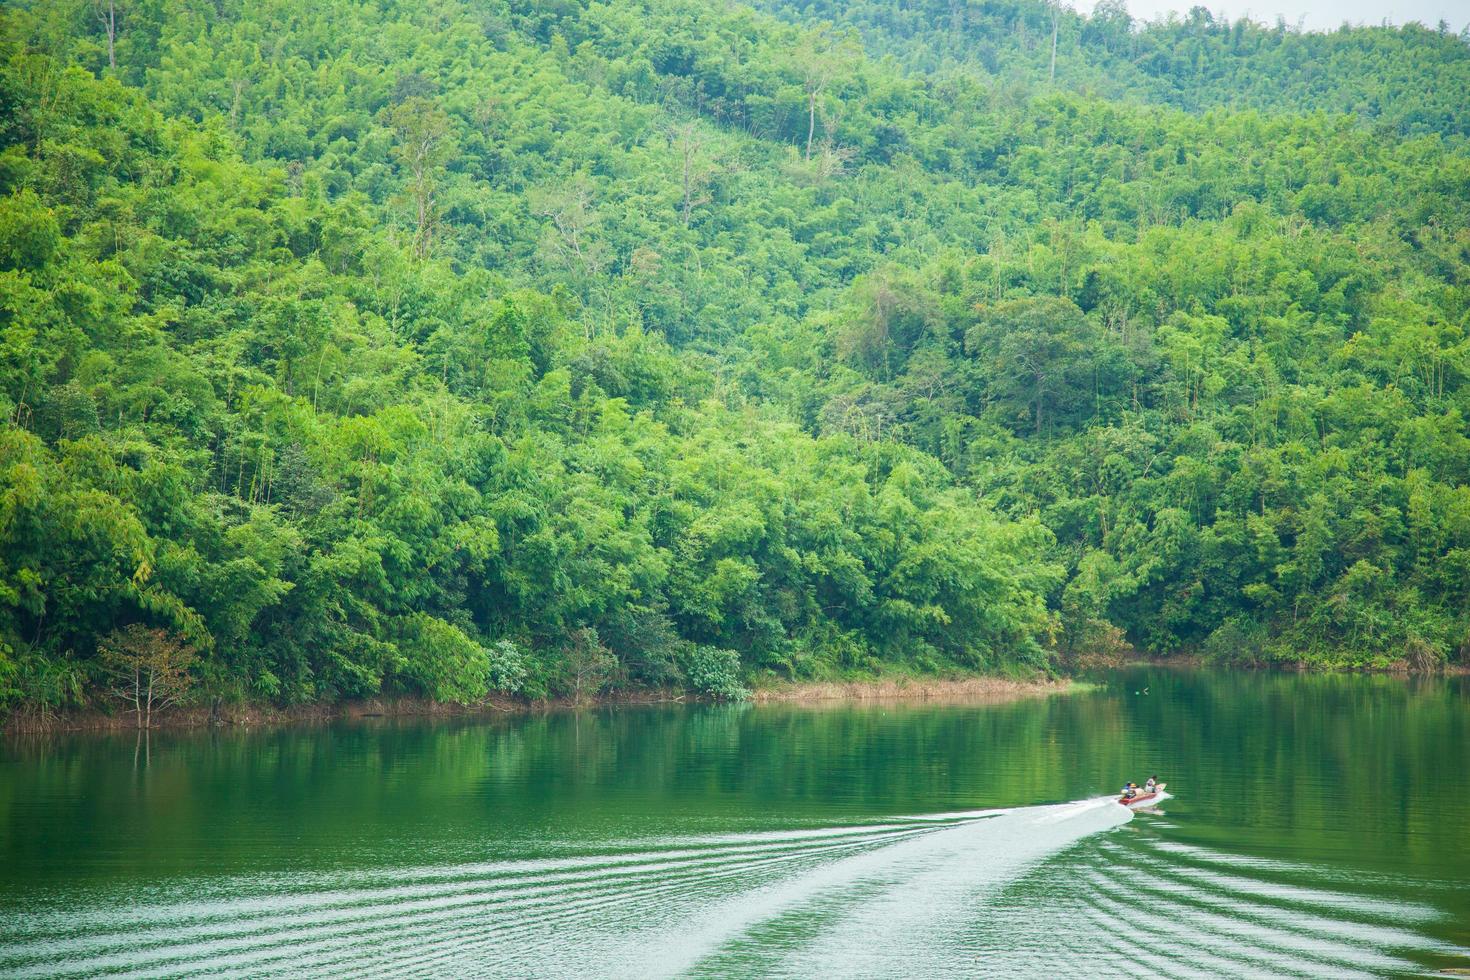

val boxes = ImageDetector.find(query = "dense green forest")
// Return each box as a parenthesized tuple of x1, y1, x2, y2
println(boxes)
(1, 0, 1467, 719)
(753, 1, 1470, 136)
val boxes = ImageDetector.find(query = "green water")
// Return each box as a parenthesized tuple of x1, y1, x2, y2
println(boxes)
(2, 668, 1468, 977)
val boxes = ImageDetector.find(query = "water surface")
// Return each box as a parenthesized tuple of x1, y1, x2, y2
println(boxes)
(3, 668, 1468, 976)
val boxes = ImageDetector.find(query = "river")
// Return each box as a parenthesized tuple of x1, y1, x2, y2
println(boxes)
(2, 667, 1468, 977)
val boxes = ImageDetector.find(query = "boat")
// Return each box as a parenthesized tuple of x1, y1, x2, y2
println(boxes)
(1118, 782, 1166, 807)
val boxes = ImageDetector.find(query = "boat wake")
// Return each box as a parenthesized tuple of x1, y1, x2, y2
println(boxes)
(2, 797, 1463, 978)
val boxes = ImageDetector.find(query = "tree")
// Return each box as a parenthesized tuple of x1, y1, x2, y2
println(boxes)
(1047, 0, 1070, 82)
(668, 119, 718, 228)
(835, 270, 938, 381)
(0, 0, 1465, 724)
(93, 0, 119, 71)
(391, 613, 491, 704)
(387, 97, 452, 260)
(531, 176, 608, 328)
(794, 29, 860, 161)
(562, 627, 615, 704)
(99, 626, 197, 728)
(967, 297, 1096, 436)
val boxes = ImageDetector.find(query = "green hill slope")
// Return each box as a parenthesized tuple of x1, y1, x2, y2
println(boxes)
(751, 0, 1470, 137)
(1, 0, 1466, 718)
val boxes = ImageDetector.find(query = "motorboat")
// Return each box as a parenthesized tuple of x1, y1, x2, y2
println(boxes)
(1118, 782, 1166, 807)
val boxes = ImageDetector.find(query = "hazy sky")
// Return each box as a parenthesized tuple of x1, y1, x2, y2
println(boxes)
(1073, 0, 1469, 32)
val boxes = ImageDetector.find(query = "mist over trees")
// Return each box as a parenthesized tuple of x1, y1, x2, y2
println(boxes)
(1, 0, 1466, 720)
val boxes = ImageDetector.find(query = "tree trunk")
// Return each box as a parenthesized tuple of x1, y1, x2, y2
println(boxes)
(682, 145, 693, 227)
(97, 0, 118, 71)
(412, 140, 434, 259)
(414, 175, 431, 258)
(806, 90, 817, 161)
(230, 79, 246, 129)
(1049, 7, 1059, 82)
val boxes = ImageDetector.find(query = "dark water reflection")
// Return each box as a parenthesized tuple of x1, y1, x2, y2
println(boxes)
(2, 668, 1467, 976)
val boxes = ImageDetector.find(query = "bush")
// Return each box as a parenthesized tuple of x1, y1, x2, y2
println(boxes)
(98, 626, 199, 727)
(487, 639, 527, 693)
(1403, 635, 1445, 673)
(391, 614, 490, 704)
(0, 641, 18, 713)
(680, 645, 748, 701)
(1202, 617, 1269, 666)
(558, 627, 616, 703)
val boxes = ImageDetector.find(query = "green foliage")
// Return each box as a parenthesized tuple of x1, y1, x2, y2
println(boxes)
(751, 0, 1470, 137)
(680, 645, 749, 701)
(0, 0, 1465, 723)
(97, 623, 198, 725)
(487, 639, 527, 695)
(389, 613, 490, 704)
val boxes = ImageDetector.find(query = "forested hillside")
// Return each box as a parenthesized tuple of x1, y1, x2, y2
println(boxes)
(1, 0, 1467, 719)
(753, 1, 1470, 136)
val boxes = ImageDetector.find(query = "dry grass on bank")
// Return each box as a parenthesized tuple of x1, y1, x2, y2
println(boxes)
(0, 689, 710, 734)
(1, 698, 471, 735)
(4, 677, 1075, 734)
(747, 675, 1071, 705)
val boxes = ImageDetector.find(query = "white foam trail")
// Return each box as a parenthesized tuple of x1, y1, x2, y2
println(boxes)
(301, 802, 1124, 979)
(3, 824, 919, 939)
(125, 851, 799, 978)
(164, 830, 923, 980)
(10, 798, 1466, 978)
(709, 799, 1130, 978)
(890, 807, 1011, 822)
(466, 798, 1126, 979)
(1, 825, 922, 957)
(2, 828, 933, 977)
(347, 822, 958, 978)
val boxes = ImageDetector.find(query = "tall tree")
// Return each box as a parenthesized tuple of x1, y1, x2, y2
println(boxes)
(794, 28, 859, 160)
(386, 96, 452, 260)
(92, 0, 118, 71)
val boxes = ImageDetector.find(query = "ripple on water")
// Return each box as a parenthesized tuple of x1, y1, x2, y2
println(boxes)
(2, 800, 1466, 978)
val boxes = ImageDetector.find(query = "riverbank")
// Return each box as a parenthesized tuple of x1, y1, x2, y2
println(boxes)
(748, 675, 1075, 704)
(1119, 653, 1470, 675)
(1070, 645, 1468, 675)
(1, 674, 1073, 734)
(0, 691, 662, 735)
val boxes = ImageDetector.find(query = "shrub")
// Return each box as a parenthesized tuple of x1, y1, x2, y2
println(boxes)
(1202, 617, 1269, 666)
(1403, 635, 1445, 673)
(487, 639, 528, 694)
(391, 614, 490, 704)
(680, 645, 748, 701)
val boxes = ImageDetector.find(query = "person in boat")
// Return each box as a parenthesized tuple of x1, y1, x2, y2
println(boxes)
(1144, 776, 1157, 795)
(1121, 782, 1138, 800)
